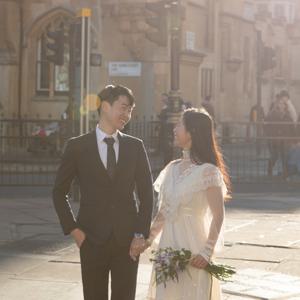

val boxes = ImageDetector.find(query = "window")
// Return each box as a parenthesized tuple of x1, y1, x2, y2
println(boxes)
(274, 4, 285, 20)
(36, 35, 50, 92)
(275, 46, 283, 77)
(243, 37, 250, 93)
(257, 3, 269, 14)
(244, 2, 255, 21)
(288, 4, 295, 23)
(36, 23, 70, 97)
(201, 68, 213, 98)
(220, 26, 230, 91)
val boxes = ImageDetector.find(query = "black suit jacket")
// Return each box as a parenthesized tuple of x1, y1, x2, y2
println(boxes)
(53, 131, 154, 246)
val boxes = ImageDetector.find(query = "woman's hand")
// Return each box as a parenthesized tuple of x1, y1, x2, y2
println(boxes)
(190, 254, 209, 269)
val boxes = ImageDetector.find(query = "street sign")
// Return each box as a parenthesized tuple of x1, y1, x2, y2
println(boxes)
(108, 62, 142, 77)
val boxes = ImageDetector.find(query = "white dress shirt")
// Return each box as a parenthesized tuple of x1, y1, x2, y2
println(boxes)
(96, 125, 119, 169)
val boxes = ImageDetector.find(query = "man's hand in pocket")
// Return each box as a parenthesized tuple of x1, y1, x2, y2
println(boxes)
(71, 228, 86, 248)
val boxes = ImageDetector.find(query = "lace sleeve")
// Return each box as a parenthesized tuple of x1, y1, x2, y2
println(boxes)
(153, 162, 172, 193)
(148, 162, 174, 243)
(147, 210, 165, 244)
(200, 164, 227, 196)
(199, 165, 225, 261)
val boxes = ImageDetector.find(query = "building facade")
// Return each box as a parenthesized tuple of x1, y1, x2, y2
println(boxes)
(0, 0, 299, 123)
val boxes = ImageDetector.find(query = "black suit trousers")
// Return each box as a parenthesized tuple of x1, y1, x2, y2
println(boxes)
(80, 235, 139, 300)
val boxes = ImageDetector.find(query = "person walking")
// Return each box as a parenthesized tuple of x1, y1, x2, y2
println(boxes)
(265, 97, 294, 177)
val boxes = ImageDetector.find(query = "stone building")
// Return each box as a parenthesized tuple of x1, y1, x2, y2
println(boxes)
(204, 0, 300, 122)
(0, 0, 104, 121)
(0, 0, 299, 123)
(253, 0, 300, 116)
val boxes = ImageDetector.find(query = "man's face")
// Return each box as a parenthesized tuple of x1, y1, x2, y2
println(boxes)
(104, 95, 134, 131)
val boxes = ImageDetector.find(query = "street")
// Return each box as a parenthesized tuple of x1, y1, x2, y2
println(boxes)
(0, 185, 300, 300)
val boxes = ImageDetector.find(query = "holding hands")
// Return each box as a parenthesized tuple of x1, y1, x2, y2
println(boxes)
(129, 234, 152, 261)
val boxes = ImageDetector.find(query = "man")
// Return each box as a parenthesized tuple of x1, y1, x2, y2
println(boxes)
(279, 90, 298, 123)
(53, 85, 154, 300)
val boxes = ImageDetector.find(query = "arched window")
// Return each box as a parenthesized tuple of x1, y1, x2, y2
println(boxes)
(36, 15, 71, 97)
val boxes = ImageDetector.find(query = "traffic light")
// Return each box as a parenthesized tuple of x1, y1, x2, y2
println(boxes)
(145, 1, 168, 47)
(46, 25, 65, 66)
(262, 46, 276, 71)
(70, 22, 82, 65)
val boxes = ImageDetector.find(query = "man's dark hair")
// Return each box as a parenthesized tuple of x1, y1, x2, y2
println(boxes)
(97, 84, 135, 115)
(279, 90, 290, 99)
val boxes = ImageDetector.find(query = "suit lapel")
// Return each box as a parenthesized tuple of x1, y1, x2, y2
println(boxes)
(115, 132, 128, 183)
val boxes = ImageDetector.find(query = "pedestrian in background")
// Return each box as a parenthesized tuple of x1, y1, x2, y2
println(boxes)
(265, 98, 294, 177)
(279, 90, 298, 124)
(248, 103, 265, 141)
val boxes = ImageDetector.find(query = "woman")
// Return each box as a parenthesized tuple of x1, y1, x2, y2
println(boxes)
(264, 98, 294, 177)
(145, 108, 230, 300)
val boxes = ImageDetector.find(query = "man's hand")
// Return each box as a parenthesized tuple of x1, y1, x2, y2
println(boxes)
(71, 228, 86, 248)
(129, 237, 146, 261)
(190, 254, 209, 269)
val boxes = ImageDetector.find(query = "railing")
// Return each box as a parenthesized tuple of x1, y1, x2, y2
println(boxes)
(0, 118, 162, 186)
(1, 119, 299, 186)
(217, 121, 300, 183)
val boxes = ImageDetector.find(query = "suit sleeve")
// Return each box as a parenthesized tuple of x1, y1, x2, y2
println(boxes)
(52, 139, 78, 235)
(134, 140, 154, 238)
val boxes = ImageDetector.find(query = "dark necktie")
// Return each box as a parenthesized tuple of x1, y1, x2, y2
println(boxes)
(104, 137, 116, 179)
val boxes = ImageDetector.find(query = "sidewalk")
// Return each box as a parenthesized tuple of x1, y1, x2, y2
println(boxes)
(0, 187, 300, 299)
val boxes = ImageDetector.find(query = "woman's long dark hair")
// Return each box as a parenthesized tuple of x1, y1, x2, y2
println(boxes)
(182, 108, 231, 194)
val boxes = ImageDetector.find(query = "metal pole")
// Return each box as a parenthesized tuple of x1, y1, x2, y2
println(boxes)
(17, 0, 24, 140)
(256, 30, 263, 155)
(170, 29, 180, 93)
(68, 22, 76, 137)
(85, 15, 91, 133)
(256, 30, 262, 108)
(163, 1, 183, 164)
(80, 14, 85, 135)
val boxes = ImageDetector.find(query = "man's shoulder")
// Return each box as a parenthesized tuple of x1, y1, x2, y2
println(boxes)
(67, 131, 94, 147)
(119, 132, 143, 145)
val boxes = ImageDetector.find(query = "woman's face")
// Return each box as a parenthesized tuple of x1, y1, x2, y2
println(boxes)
(173, 117, 192, 149)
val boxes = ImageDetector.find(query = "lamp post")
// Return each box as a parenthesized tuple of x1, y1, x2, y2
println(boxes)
(164, 1, 184, 164)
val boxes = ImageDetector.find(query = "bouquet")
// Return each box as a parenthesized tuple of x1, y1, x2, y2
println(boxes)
(150, 247, 236, 287)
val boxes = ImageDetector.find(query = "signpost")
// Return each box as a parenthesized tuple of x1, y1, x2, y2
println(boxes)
(108, 62, 142, 77)
(79, 8, 92, 136)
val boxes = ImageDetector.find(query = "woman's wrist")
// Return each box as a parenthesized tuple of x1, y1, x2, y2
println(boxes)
(145, 238, 153, 247)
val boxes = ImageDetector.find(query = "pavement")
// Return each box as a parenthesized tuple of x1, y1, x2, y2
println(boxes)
(0, 186, 300, 300)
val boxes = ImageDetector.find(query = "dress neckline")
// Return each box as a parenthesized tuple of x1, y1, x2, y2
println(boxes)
(182, 149, 191, 161)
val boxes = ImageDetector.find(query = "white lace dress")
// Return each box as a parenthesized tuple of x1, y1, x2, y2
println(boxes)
(146, 155, 227, 300)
